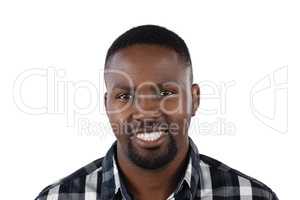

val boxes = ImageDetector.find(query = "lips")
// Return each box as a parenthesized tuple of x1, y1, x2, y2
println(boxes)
(136, 131, 163, 142)
(131, 129, 168, 149)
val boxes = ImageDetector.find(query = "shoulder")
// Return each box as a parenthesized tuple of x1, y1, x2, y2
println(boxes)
(197, 153, 279, 200)
(35, 157, 104, 200)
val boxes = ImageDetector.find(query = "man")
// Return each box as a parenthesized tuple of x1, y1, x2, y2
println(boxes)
(35, 25, 278, 200)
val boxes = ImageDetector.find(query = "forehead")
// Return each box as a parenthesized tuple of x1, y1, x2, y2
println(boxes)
(105, 44, 190, 89)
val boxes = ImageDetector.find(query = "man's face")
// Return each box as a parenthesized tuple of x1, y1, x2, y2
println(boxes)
(104, 44, 199, 170)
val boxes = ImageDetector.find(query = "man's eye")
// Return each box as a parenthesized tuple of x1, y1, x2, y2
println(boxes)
(116, 93, 132, 102)
(159, 90, 174, 96)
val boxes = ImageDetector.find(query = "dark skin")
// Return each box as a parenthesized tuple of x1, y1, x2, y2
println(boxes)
(104, 44, 200, 200)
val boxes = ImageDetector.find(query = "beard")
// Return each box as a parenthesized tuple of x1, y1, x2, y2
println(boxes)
(127, 133, 178, 170)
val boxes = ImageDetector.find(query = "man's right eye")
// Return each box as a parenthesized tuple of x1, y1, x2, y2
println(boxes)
(116, 93, 132, 102)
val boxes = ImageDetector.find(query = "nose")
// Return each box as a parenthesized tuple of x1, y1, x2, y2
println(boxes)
(132, 93, 162, 120)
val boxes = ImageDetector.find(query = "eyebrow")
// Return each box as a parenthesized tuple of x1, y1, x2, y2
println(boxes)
(111, 84, 133, 91)
(111, 81, 178, 91)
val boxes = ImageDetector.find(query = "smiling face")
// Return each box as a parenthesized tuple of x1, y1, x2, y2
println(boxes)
(104, 44, 200, 170)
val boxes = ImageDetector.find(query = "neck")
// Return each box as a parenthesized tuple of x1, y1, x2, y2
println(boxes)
(116, 141, 189, 200)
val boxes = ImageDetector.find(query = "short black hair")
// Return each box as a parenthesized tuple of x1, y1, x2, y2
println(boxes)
(104, 24, 192, 68)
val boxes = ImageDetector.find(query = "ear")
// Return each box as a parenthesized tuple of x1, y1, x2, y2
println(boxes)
(191, 84, 200, 116)
(104, 92, 108, 109)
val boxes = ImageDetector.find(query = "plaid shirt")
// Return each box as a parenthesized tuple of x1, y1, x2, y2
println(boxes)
(35, 137, 279, 200)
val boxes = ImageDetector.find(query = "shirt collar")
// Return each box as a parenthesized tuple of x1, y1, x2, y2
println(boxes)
(100, 137, 201, 200)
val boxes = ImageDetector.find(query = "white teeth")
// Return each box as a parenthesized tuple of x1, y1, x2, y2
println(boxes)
(136, 131, 162, 142)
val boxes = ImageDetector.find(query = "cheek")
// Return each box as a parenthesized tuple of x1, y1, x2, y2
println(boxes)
(106, 96, 132, 115)
(162, 95, 191, 138)
(168, 116, 190, 138)
(106, 96, 131, 120)
(159, 96, 178, 114)
(160, 94, 191, 116)
(107, 113, 125, 138)
(106, 104, 133, 139)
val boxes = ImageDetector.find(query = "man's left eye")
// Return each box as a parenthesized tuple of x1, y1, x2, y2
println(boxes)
(159, 90, 174, 96)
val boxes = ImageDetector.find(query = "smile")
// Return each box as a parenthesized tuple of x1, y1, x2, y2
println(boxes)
(132, 130, 168, 149)
(136, 131, 163, 142)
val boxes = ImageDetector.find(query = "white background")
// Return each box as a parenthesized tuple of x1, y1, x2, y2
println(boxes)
(0, 0, 299, 199)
